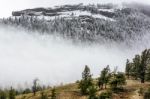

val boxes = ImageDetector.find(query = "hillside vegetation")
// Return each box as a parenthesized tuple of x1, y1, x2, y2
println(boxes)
(0, 49, 149, 99)
(15, 80, 150, 99)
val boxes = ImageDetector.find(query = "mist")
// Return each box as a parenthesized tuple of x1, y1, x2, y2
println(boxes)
(0, 25, 149, 88)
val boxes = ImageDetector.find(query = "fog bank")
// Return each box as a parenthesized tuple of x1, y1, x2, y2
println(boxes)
(0, 26, 149, 88)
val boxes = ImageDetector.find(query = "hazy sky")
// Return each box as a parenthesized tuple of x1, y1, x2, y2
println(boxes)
(0, 0, 150, 18)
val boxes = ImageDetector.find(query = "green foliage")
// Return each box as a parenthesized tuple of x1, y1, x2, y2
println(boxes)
(109, 72, 126, 92)
(0, 90, 7, 99)
(79, 65, 93, 95)
(138, 87, 144, 96)
(88, 84, 98, 99)
(139, 49, 150, 83)
(41, 91, 48, 99)
(32, 78, 39, 96)
(125, 49, 150, 83)
(125, 59, 131, 79)
(51, 87, 56, 99)
(132, 55, 141, 79)
(22, 88, 31, 94)
(144, 87, 150, 99)
(99, 90, 112, 99)
(146, 65, 150, 81)
(9, 87, 16, 99)
(98, 66, 111, 89)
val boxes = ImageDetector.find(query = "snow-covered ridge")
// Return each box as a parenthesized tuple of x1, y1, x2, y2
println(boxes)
(12, 4, 117, 21)
(2, 3, 150, 45)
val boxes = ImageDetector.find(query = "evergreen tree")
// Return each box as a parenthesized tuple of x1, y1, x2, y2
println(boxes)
(109, 72, 126, 92)
(132, 55, 141, 80)
(79, 65, 93, 95)
(9, 87, 16, 99)
(125, 59, 130, 79)
(98, 66, 110, 89)
(88, 84, 98, 99)
(51, 87, 56, 99)
(146, 65, 150, 81)
(144, 87, 150, 99)
(32, 78, 39, 95)
(99, 90, 112, 99)
(139, 49, 150, 83)
(41, 91, 48, 99)
(0, 90, 7, 99)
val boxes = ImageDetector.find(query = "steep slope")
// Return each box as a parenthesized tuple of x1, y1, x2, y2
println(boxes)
(1, 3, 150, 46)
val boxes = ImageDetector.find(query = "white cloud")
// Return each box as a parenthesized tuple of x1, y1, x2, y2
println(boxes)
(0, 25, 149, 87)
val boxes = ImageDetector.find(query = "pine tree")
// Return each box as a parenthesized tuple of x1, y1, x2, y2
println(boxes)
(98, 66, 110, 89)
(0, 90, 7, 99)
(139, 49, 150, 83)
(125, 59, 130, 79)
(51, 87, 56, 99)
(41, 91, 48, 99)
(32, 78, 39, 95)
(109, 72, 126, 92)
(79, 65, 93, 95)
(88, 84, 98, 99)
(132, 55, 141, 80)
(9, 87, 16, 99)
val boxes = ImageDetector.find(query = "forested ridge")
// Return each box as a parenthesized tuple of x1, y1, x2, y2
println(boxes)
(1, 4, 150, 45)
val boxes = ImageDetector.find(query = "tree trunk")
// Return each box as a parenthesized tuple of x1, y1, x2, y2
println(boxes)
(141, 71, 145, 83)
(141, 78, 145, 83)
(104, 84, 107, 89)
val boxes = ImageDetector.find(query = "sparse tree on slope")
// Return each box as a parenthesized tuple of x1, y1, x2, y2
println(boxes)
(51, 87, 56, 99)
(125, 59, 131, 79)
(132, 55, 141, 80)
(0, 90, 7, 99)
(9, 87, 16, 99)
(139, 49, 150, 83)
(79, 65, 93, 95)
(98, 66, 110, 89)
(41, 91, 48, 99)
(109, 72, 126, 91)
(32, 78, 39, 96)
(88, 84, 98, 99)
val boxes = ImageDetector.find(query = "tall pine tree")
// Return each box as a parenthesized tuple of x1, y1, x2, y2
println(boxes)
(79, 65, 93, 95)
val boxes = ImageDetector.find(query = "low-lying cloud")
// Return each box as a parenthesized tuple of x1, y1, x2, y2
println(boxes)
(0, 25, 149, 88)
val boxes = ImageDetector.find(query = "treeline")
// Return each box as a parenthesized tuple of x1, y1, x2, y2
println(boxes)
(125, 49, 150, 83)
(1, 7, 150, 44)
(0, 49, 150, 99)
(12, 4, 115, 17)
(0, 79, 56, 99)
(79, 65, 126, 99)
(0, 66, 126, 99)
(79, 48, 150, 99)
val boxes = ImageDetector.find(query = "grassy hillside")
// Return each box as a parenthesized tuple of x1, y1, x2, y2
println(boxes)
(15, 79, 150, 99)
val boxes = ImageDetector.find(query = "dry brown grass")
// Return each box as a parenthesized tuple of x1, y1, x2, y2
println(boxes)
(16, 80, 150, 99)
(16, 82, 87, 99)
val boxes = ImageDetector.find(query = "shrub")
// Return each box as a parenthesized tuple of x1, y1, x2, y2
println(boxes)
(138, 87, 144, 96)
(99, 91, 112, 99)
(41, 91, 48, 99)
(88, 85, 98, 99)
(144, 88, 150, 99)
